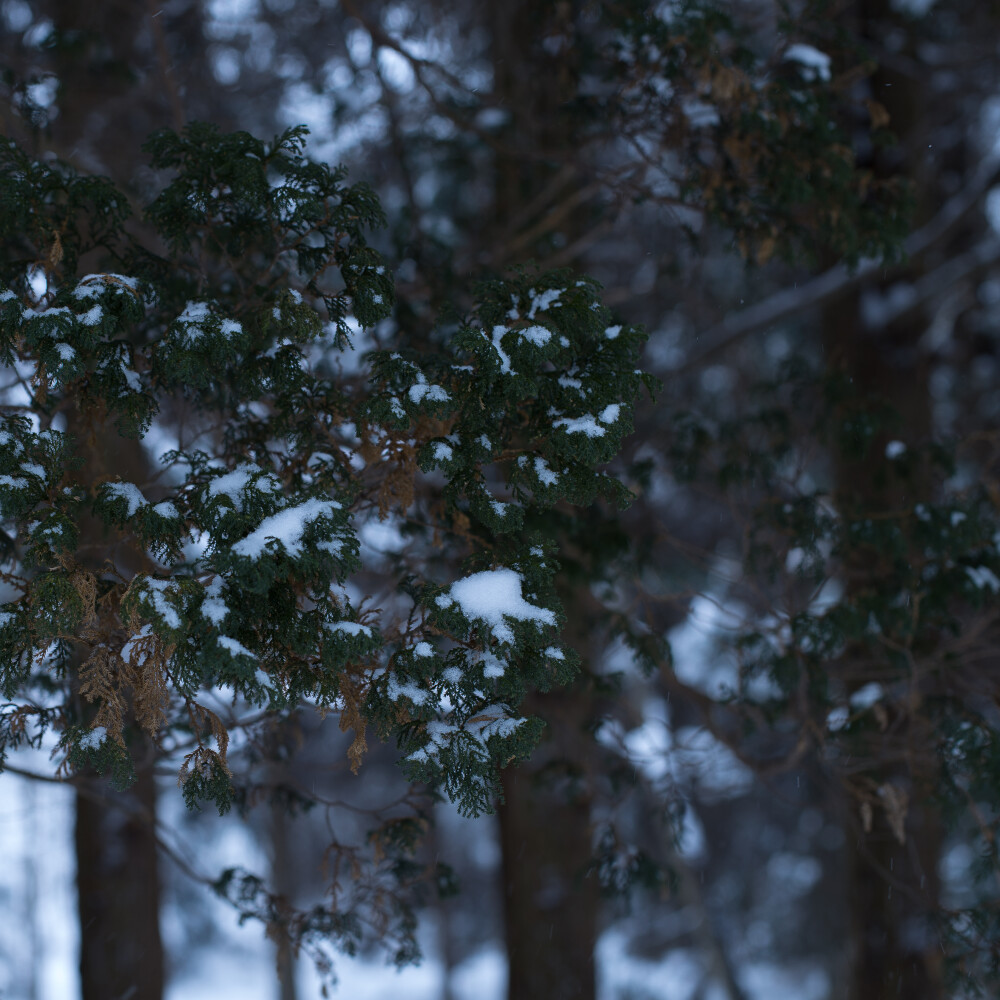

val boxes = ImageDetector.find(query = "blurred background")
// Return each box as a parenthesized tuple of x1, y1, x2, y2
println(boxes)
(2, 1, 1000, 998)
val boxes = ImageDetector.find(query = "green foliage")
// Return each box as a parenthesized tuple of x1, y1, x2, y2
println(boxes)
(0, 123, 650, 969)
(603, 0, 912, 265)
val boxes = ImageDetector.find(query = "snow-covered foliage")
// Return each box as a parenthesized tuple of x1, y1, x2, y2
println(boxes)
(0, 126, 649, 829)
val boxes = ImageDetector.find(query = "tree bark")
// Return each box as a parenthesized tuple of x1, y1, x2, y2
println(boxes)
(488, 5, 603, 998)
(75, 752, 164, 1000)
(499, 686, 600, 1000)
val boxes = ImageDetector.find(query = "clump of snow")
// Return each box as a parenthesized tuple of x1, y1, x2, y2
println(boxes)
(598, 403, 620, 424)
(485, 325, 513, 374)
(554, 414, 606, 437)
(121, 624, 154, 664)
(967, 565, 1000, 592)
(432, 442, 453, 462)
(784, 43, 832, 82)
(201, 577, 229, 625)
(605, 325, 622, 340)
(152, 501, 180, 519)
(208, 464, 281, 511)
(885, 440, 906, 459)
(527, 288, 562, 320)
(20, 462, 46, 481)
(448, 568, 556, 644)
(413, 641, 434, 657)
(533, 457, 558, 486)
(178, 301, 211, 325)
(79, 305, 103, 326)
(545, 646, 564, 660)
(218, 635, 255, 659)
(849, 682, 884, 710)
(104, 482, 148, 517)
(79, 726, 109, 750)
(519, 325, 551, 347)
(326, 621, 374, 638)
(139, 579, 182, 629)
(827, 705, 849, 731)
(388, 675, 431, 705)
(74, 274, 139, 298)
(232, 498, 340, 559)
(407, 372, 450, 405)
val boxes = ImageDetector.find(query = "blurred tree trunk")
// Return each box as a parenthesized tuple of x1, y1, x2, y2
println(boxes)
(27, 7, 182, 997)
(824, 283, 945, 1000)
(70, 409, 164, 1000)
(270, 801, 299, 1000)
(824, 4, 945, 980)
(75, 755, 164, 1000)
(489, 5, 601, 998)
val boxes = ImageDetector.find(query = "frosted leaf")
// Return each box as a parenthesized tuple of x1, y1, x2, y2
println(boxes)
(447, 568, 556, 644)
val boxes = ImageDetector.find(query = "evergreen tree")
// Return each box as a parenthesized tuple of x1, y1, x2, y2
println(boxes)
(0, 121, 651, 983)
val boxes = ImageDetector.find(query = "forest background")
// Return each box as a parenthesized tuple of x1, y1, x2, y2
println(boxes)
(3, 1, 1000, 1000)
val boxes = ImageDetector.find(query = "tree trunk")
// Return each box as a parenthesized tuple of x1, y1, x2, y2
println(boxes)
(823, 262, 944, 1000)
(75, 753, 164, 1000)
(488, 5, 602, 998)
(499, 687, 599, 1000)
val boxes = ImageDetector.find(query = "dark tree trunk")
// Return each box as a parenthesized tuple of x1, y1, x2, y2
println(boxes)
(499, 687, 600, 1000)
(488, 6, 603, 998)
(823, 242, 944, 1000)
(75, 754, 164, 1000)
